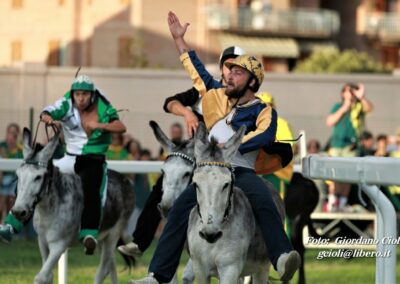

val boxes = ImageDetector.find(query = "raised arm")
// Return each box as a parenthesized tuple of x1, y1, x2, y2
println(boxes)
(168, 11, 191, 55)
(352, 83, 373, 113)
(167, 11, 223, 95)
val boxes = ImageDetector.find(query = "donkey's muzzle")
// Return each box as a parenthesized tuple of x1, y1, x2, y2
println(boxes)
(11, 209, 31, 221)
(157, 203, 170, 218)
(199, 231, 223, 243)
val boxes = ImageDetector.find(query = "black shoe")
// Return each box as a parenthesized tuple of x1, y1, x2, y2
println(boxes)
(83, 235, 97, 255)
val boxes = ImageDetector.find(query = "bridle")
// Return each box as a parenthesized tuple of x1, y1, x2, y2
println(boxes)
(195, 161, 235, 224)
(20, 158, 54, 215)
(18, 120, 59, 214)
(166, 152, 195, 165)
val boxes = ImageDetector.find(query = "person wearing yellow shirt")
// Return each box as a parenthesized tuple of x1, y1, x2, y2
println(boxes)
(257, 92, 295, 237)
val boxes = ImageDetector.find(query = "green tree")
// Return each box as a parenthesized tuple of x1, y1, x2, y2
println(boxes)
(295, 48, 392, 74)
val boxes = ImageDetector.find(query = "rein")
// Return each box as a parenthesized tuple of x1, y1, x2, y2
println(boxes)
(21, 121, 60, 212)
(31, 120, 60, 149)
(195, 161, 235, 223)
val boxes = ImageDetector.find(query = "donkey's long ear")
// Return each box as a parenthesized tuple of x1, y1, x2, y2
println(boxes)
(149, 120, 175, 153)
(37, 131, 60, 162)
(22, 127, 32, 159)
(194, 122, 208, 160)
(222, 125, 246, 162)
(185, 138, 195, 157)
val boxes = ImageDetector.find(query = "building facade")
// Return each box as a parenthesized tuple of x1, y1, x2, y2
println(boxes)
(1, 0, 400, 71)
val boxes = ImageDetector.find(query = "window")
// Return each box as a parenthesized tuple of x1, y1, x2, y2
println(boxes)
(119, 37, 132, 67)
(11, 41, 22, 62)
(12, 0, 23, 9)
(47, 40, 61, 66)
(382, 46, 399, 67)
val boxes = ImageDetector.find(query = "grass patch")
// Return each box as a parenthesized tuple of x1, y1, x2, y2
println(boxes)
(0, 239, 399, 283)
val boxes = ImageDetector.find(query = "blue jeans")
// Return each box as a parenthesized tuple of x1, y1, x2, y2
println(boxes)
(149, 167, 292, 283)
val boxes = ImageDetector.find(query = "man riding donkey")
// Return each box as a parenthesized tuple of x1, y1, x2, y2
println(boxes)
(0, 74, 126, 255)
(118, 46, 247, 257)
(129, 11, 301, 284)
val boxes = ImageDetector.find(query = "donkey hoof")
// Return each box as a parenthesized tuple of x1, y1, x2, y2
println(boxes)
(34, 273, 53, 284)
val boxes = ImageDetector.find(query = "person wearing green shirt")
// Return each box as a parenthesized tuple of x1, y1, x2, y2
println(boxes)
(325, 83, 373, 212)
(0, 75, 126, 255)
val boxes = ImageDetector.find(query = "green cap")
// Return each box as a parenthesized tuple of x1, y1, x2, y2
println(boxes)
(71, 75, 95, 92)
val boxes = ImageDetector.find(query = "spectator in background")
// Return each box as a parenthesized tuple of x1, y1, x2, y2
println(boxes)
(325, 83, 373, 212)
(0, 123, 23, 223)
(374, 134, 389, 157)
(358, 131, 375, 157)
(107, 133, 129, 160)
(387, 128, 400, 157)
(307, 139, 321, 154)
(257, 93, 294, 197)
(158, 122, 184, 160)
(122, 133, 134, 149)
(390, 129, 400, 158)
(257, 92, 295, 237)
(127, 149, 152, 239)
(139, 149, 159, 189)
(126, 138, 142, 160)
(306, 139, 329, 212)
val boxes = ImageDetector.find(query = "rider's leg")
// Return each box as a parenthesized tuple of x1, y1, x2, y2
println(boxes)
(119, 175, 163, 256)
(130, 184, 196, 284)
(234, 167, 300, 281)
(132, 175, 163, 252)
(74, 155, 106, 254)
(0, 212, 25, 243)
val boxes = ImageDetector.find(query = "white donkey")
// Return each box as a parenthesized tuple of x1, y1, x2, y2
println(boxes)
(188, 123, 285, 284)
(12, 128, 135, 284)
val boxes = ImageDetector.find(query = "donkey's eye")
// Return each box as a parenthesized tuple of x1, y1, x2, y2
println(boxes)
(183, 172, 191, 179)
(34, 175, 42, 182)
(222, 182, 230, 191)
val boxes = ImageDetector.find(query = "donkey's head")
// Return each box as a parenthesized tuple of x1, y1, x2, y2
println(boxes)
(12, 127, 60, 221)
(192, 122, 246, 243)
(149, 121, 195, 217)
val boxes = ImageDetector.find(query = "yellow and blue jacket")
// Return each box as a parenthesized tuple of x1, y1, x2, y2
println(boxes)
(180, 51, 292, 174)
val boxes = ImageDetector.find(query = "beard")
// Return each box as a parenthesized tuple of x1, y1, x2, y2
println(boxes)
(225, 84, 247, 99)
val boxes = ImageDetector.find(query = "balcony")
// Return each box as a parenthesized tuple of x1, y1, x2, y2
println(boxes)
(364, 12, 400, 43)
(205, 6, 340, 38)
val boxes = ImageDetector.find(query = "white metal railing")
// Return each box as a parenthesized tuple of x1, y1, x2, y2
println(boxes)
(0, 158, 163, 173)
(302, 155, 399, 284)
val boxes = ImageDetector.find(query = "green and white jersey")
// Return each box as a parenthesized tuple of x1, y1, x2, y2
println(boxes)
(43, 90, 119, 155)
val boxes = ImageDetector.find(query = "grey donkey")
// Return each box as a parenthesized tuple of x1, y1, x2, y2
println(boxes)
(11, 128, 135, 284)
(149, 120, 196, 284)
(187, 123, 286, 284)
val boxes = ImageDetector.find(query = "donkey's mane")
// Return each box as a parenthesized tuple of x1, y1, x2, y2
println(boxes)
(204, 136, 223, 160)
